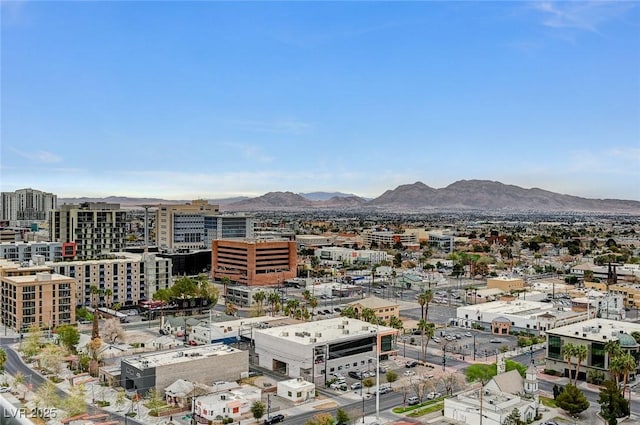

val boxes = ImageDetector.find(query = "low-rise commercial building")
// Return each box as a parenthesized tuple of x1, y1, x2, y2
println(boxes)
(277, 377, 315, 403)
(456, 299, 587, 335)
(193, 385, 261, 423)
(486, 277, 526, 292)
(348, 296, 399, 322)
(253, 317, 398, 385)
(545, 318, 640, 382)
(0, 242, 63, 263)
(120, 343, 248, 396)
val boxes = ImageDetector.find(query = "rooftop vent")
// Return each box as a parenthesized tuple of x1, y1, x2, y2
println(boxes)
(343, 329, 350, 335)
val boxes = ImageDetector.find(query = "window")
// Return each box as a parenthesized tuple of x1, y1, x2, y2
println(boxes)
(548, 336, 562, 359)
(591, 342, 605, 368)
(288, 391, 292, 397)
(297, 392, 302, 398)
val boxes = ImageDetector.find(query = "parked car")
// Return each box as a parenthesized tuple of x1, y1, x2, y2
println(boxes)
(404, 370, 416, 377)
(432, 337, 441, 343)
(426, 391, 442, 400)
(0, 387, 10, 393)
(464, 332, 472, 337)
(349, 371, 363, 380)
(263, 414, 285, 424)
(407, 396, 420, 406)
(490, 338, 502, 343)
(351, 382, 362, 390)
(405, 360, 418, 368)
(377, 386, 392, 395)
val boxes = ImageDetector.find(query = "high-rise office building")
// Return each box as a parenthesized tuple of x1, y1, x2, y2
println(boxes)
(156, 200, 254, 250)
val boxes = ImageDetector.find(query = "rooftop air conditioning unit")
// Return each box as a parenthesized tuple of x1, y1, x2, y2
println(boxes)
(310, 338, 317, 343)
(338, 325, 345, 329)
(282, 332, 289, 337)
(343, 329, 350, 335)
(315, 332, 322, 337)
(362, 326, 369, 331)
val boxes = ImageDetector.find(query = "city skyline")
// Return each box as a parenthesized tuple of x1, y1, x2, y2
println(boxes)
(1, 1, 639, 201)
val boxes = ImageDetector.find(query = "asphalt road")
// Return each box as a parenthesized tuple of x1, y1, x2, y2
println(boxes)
(0, 340, 143, 425)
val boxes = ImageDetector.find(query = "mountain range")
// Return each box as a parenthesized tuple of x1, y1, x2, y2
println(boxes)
(58, 180, 640, 213)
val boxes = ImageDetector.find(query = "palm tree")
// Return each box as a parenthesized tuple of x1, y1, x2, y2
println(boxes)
(301, 289, 312, 303)
(104, 288, 113, 309)
(562, 343, 576, 380)
(89, 285, 102, 340)
(417, 319, 435, 362)
(618, 352, 637, 397)
(360, 308, 377, 324)
(267, 292, 281, 317)
(252, 291, 267, 316)
(605, 340, 623, 366)
(423, 290, 434, 321)
(308, 296, 318, 319)
(225, 302, 237, 316)
(285, 299, 300, 318)
(573, 344, 588, 384)
(388, 316, 404, 342)
(417, 293, 427, 320)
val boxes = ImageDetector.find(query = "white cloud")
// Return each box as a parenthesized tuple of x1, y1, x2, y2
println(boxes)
(532, 1, 636, 33)
(233, 118, 313, 135)
(9, 147, 62, 163)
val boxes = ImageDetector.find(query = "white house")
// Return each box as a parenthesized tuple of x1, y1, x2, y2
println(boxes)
(193, 385, 261, 423)
(277, 377, 315, 403)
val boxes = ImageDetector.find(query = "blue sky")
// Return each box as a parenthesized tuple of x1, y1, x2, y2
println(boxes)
(2, 1, 639, 201)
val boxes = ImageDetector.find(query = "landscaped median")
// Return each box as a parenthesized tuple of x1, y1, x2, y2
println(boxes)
(392, 397, 445, 417)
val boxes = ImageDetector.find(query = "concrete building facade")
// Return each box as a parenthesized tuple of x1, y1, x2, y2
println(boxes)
(48, 252, 172, 307)
(545, 318, 640, 382)
(120, 344, 248, 396)
(253, 317, 398, 385)
(212, 239, 297, 286)
(50, 202, 127, 260)
(0, 242, 63, 263)
(0, 272, 75, 332)
(155, 200, 255, 250)
(0, 188, 57, 224)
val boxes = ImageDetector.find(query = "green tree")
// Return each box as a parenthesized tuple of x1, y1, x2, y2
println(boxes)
(39, 344, 66, 375)
(146, 388, 164, 416)
(115, 390, 127, 411)
(305, 413, 335, 425)
(268, 292, 281, 316)
(599, 380, 629, 421)
(417, 320, 435, 362)
(21, 326, 41, 360)
(386, 370, 398, 384)
(250, 401, 266, 423)
(562, 342, 576, 381)
(340, 305, 358, 319)
(336, 408, 350, 425)
(35, 380, 61, 410)
(0, 347, 6, 371)
(573, 344, 588, 385)
(363, 377, 374, 393)
(466, 363, 496, 385)
(56, 325, 80, 353)
(152, 288, 172, 302)
(556, 383, 590, 416)
(502, 408, 524, 425)
(64, 384, 88, 417)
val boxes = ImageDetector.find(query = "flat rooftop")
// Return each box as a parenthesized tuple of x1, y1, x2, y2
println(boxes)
(547, 318, 640, 341)
(2, 272, 73, 284)
(123, 343, 242, 369)
(255, 317, 395, 345)
(458, 300, 554, 316)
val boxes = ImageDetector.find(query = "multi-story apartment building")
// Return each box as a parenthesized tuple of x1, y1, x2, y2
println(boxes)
(0, 272, 75, 332)
(155, 200, 255, 250)
(50, 202, 127, 260)
(0, 242, 63, 263)
(212, 240, 296, 286)
(48, 252, 172, 308)
(428, 232, 455, 253)
(0, 188, 57, 224)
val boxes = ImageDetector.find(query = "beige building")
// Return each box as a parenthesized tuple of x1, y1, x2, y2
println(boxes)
(586, 281, 640, 309)
(487, 277, 526, 292)
(348, 296, 400, 322)
(48, 252, 172, 308)
(1, 272, 75, 332)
